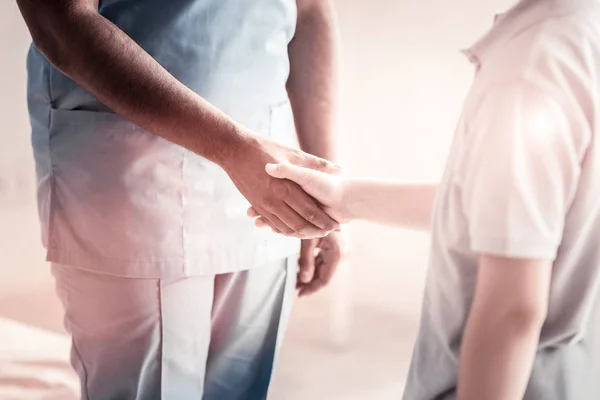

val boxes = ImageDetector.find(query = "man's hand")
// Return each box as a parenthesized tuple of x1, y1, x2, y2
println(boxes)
(247, 163, 349, 237)
(297, 230, 349, 297)
(223, 136, 341, 239)
(267, 163, 348, 222)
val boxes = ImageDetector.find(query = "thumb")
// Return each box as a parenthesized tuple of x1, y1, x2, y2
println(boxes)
(266, 163, 317, 186)
(267, 163, 342, 207)
(303, 155, 342, 174)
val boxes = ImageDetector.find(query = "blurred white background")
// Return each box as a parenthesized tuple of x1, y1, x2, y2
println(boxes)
(0, 0, 513, 399)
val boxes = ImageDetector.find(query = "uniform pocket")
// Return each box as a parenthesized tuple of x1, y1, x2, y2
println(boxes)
(48, 108, 181, 192)
(47, 108, 184, 262)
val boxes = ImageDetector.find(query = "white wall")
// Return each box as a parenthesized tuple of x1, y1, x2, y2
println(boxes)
(335, 0, 514, 318)
(0, 0, 514, 314)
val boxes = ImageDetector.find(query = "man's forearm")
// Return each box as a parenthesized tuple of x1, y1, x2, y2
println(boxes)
(343, 180, 437, 230)
(287, 0, 340, 162)
(17, 1, 248, 168)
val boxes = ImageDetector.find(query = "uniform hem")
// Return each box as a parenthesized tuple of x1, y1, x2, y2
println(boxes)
(46, 244, 300, 279)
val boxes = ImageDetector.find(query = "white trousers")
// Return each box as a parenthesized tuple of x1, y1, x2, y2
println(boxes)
(51, 257, 297, 400)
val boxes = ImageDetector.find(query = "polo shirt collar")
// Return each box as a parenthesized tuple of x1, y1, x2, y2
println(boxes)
(462, 0, 599, 66)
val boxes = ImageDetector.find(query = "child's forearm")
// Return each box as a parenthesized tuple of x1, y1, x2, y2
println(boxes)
(342, 179, 438, 230)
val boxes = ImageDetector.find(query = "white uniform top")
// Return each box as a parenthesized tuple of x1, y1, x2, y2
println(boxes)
(404, 0, 600, 399)
(26, 0, 301, 278)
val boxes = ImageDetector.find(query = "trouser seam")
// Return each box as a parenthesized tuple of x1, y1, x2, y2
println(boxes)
(71, 334, 91, 400)
(265, 256, 297, 389)
(159, 279, 164, 400)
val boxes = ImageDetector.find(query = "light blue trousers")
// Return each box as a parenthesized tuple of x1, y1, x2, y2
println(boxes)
(51, 257, 297, 400)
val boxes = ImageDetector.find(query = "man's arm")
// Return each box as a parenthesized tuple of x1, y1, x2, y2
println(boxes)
(286, 0, 346, 295)
(288, 0, 340, 162)
(19, 0, 240, 163)
(457, 255, 551, 400)
(16, 0, 339, 238)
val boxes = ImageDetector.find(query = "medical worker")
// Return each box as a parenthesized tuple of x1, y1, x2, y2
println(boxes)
(16, 0, 346, 398)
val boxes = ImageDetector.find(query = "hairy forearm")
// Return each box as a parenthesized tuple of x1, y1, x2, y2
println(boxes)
(17, 1, 248, 168)
(343, 180, 437, 230)
(287, 0, 340, 161)
(458, 311, 542, 400)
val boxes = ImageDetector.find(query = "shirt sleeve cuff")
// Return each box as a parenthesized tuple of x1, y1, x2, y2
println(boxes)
(470, 235, 560, 261)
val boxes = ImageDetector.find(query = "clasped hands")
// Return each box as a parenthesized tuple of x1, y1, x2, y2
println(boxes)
(222, 135, 348, 296)
(247, 161, 346, 236)
(221, 134, 345, 239)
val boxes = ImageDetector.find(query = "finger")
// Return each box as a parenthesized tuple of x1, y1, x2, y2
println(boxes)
(285, 185, 340, 230)
(265, 164, 342, 205)
(318, 248, 341, 283)
(254, 217, 269, 228)
(299, 154, 342, 174)
(250, 206, 328, 239)
(275, 205, 327, 238)
(299, 245, 340, 297)
(262, 211, 293, 235)
(299, 258, 328, 296)
(265, 163, 317, 186)
(249, 208, 277, 231)
(299, 257, 327, 296)
(249, 208, 284, 234)
(299, 279, 327, 297)
(266, 164, 337, 204)
(267, 163, 340, 204)
(263, 207, 322, 238)
(298, 239, 318, 284)
(265, 200, 331, 238)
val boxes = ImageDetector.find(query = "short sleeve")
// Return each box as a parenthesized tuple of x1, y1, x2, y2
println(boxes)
(460, 81, 586, 260)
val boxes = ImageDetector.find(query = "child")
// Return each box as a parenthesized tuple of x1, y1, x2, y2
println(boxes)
(249, 0, 600, 398)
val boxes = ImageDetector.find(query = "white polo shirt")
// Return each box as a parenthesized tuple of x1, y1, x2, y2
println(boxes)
(404, 1, 600, 399)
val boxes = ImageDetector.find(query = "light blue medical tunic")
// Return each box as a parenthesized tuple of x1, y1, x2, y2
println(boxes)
(26, 0, 301, 278)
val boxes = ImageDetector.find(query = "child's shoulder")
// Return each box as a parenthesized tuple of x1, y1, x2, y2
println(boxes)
(480, 12, 600, 106)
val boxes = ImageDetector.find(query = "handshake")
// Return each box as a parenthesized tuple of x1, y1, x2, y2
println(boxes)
(248, 161, 346, 237)
(221, 135, 349, 240)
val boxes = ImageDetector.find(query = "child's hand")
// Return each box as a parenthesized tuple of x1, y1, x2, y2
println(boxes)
(247, 163, 348, 235)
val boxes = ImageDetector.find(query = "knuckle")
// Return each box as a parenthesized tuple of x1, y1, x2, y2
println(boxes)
(322, 221, 335, 231)
(293, 222, 307, 234)
(304, 209, 316, 221)
(275, 184, 290, 198)
(262, 198, 274, 209)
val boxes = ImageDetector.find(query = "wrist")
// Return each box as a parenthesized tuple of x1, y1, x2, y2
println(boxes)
(338, 177, 359, 223)
(212, 125, 258, 172)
